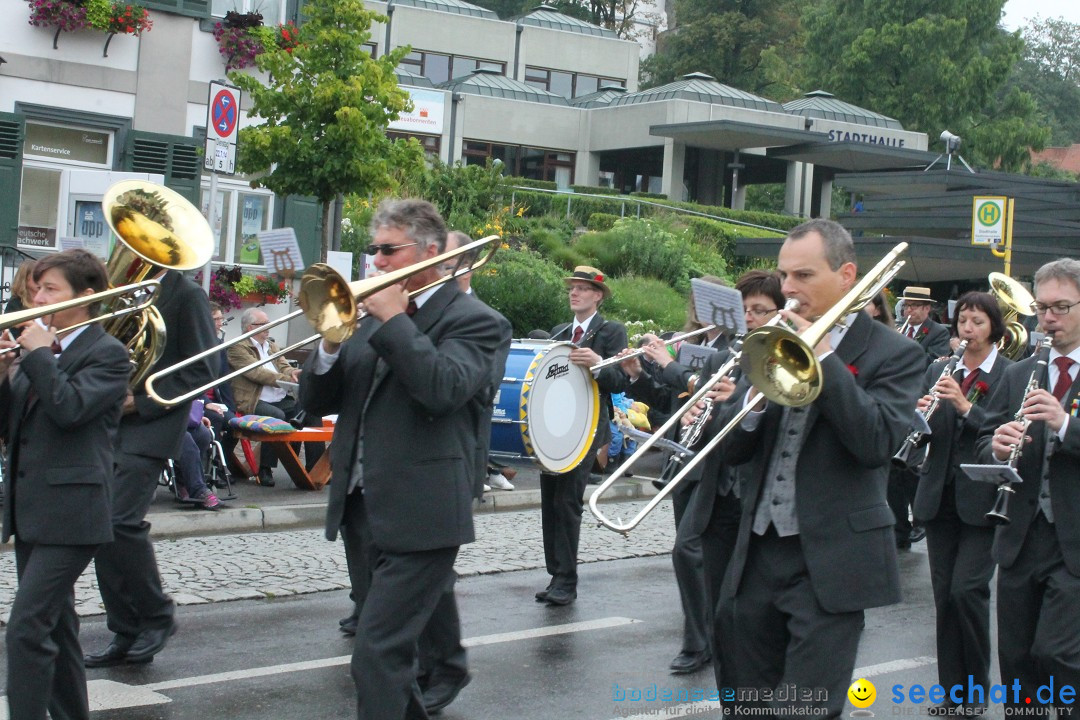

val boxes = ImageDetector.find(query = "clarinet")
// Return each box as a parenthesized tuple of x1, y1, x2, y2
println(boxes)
(891, 340, 968, 470)
(986, 336, 1053, 524)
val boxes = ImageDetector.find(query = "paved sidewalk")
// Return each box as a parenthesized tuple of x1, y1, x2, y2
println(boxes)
(0, 499, 676, 622)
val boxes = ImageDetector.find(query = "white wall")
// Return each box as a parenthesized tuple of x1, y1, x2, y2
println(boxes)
(518, 25, 639, 89)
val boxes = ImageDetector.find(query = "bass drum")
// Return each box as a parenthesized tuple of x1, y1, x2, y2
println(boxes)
(490, 341, 599, 474)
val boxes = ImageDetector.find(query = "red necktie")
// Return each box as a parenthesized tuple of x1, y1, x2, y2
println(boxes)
(406, 301, 418, 317)
(906, 326, 915, 339)
(960, 368, 980, 396)
(1052, 357, 1075, 402)
(571, 326, 584, 345)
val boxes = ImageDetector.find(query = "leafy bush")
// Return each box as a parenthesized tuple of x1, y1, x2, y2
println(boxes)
(571, 185, 621, 196)
(423, 160, 507, 227)
(575, 219, 692, 292)
(505, 177, 557, 190)
(630, 191, 668, 200)
(587, 213, 619, 231)
(605, 276, 687, 332)
(472, 248, 568, 336)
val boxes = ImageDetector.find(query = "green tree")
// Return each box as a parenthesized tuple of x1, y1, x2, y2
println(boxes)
(1007, 17, 1080, 146)
(642, 0, 808, 96)
(802, 0, 1048, 170)
(231, 0, 426, 263)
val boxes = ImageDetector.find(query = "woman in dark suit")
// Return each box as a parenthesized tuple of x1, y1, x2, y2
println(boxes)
(913, 291, 1011, 716)
(0, 249, 130, 720)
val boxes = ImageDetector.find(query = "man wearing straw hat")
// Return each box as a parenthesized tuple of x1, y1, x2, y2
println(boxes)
(536, 266, 628, 606)
(899, 286, 952, 366)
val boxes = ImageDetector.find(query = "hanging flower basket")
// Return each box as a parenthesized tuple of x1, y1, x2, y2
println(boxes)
(201, 265, 290, 310)
(28, 0, 90, 49)
(101, 2, 152, 57)
(28, 0, 151, 53)
(213, 12, 303, 71)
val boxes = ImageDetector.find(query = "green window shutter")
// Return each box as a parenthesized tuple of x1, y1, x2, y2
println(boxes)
(0, 113, 25, 248)
(123, 131, 202, 205)
(141, 0, 209, 19)
(279, 195, 323, 265)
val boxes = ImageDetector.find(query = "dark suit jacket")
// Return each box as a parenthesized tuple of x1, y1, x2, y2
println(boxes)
(468, 293, 512, 499)
(913, 353, 1010, 525)
(913, 320, 953, 367)
(0, 324, 130, 545)
(549, 314, 630, 445)
(208, 340, 237, 411)
(300, 281, 511, 553)
(121, 271, 217, 459)
(976, 354, 1080, 575)
(717, 311, 924, 613)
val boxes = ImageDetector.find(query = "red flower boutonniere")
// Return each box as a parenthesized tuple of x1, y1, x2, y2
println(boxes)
(966, 380, 990, 404)
(846, 364, 859, 376)
(921, 326, 930, 336)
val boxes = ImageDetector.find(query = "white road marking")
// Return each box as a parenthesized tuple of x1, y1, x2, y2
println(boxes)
(0, 616, 641, 715)
(853, 655, 938, 678)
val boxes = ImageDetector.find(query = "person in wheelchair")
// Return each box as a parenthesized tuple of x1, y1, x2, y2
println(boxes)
(167, 400, 230, 510)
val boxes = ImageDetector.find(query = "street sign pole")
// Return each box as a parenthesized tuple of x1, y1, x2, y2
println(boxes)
(202, 80, 241, 295)
(988, 198, 1014, 276)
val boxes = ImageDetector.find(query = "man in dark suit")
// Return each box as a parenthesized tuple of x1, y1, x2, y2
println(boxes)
(536, 266, 628, 606)
(299, 199, 510, 720)
(416, 229, 512, 714)
(203, 301, 240, 469)
(84, 269, 217, 667)
(709, 220, 924, 718)
(891, 286, 951, 548)
(977, 258, 1080, 711)
(0, 249, 131, 720)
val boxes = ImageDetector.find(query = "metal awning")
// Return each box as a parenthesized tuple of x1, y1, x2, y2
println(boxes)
(649, 119, 822, 152)
(768, 141, 938, 172)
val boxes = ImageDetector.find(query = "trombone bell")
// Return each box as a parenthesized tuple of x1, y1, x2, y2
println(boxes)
(740, 327, 821, 407)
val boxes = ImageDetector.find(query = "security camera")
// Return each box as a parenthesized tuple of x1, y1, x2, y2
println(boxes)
(939, 130, 962, 153)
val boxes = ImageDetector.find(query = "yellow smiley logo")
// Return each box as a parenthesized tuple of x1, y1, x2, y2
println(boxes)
(848, 678, 876, 709)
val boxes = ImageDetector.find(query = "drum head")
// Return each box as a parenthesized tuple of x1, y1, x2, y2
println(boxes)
(520, 343, 599, 474)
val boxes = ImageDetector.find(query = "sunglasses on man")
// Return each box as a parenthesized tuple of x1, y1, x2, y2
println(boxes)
(363, 241, 420, 256)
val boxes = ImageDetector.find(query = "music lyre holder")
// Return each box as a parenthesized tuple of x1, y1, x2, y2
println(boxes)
(959, 463, 1022, 488)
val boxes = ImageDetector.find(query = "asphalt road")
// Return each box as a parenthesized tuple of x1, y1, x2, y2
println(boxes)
(0, 542, 1015, 720)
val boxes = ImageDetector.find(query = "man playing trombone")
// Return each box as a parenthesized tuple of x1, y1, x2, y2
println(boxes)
(298, 199, 511, 720)
(704, 220, 923, 718)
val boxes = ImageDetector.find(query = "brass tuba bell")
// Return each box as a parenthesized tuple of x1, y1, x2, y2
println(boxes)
(988, 272, 1036, 360)
(102, 180, 214, 386)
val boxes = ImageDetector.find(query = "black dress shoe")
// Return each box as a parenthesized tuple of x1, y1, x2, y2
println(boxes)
(669, 650, 711, 674)
(534, 589, 550, 602)
(84, 636, 135, 668)
(910, 526, 926, 543)
(126, 621, 177, 664)
(544, 587, 576, 606)
(258, 469, 275, 487)
(423, 673, 472, 714)
(340, 615, 358, 636)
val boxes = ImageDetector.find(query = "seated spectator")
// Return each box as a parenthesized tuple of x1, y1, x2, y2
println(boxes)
(204, 302, 241, 473)
(173, 423, 220, 510)
(227, 307, 323, 486)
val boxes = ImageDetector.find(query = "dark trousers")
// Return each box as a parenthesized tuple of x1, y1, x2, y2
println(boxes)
(7, 540, 98, 720)
(175, 424, 212, 499)
(94, 452, 174, 639)
(342, 491, 459, 720)
(717, 529, 863, 719)
(997, 512, 1080, 710)
(341, 493, 468, 695)
(672, 478, 709, 655)
(417, 574, 468, 690)
(254, 397, 324, 471)
(888, 465, 919, 542)
(204, 406, 238, 459)
(924, 487, 995, 695)
(540, 461, 590, 591)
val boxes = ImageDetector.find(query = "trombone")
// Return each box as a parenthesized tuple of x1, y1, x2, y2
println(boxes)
(588, 242, 908, 534)
(0, 280, 162, 352)
(588, 299, 799, 534)
(144, 235, 500, 408)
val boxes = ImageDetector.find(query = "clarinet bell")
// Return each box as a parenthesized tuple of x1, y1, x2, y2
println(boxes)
(985, 484, 1014, 525)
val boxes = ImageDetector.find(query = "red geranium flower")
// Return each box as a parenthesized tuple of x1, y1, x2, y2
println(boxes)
(846, 364, 859, 376)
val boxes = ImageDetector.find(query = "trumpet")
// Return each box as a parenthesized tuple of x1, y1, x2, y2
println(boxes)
(891, 340, 968, 471)
(144, 236, 500, 408)
(739, 242, 908, 408)
(986, 336, 1053, 524)
(587, 299, 799, 534)
(590, 326, 714, 371)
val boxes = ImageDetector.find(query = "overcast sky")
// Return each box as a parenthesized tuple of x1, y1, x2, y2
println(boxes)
(1002, 0, 1080, 30)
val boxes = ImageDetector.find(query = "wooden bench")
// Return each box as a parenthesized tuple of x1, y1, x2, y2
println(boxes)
(234, 421, 334, 491)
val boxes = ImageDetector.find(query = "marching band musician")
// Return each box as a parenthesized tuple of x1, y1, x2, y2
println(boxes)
(704, 220, 923, 718)
(299, 199, 510, 720)
(0, 250, 131, 720)
(536, 266, 629, 606)
(977, 258, 1080, 712)
(912, 291, 1011, 716)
